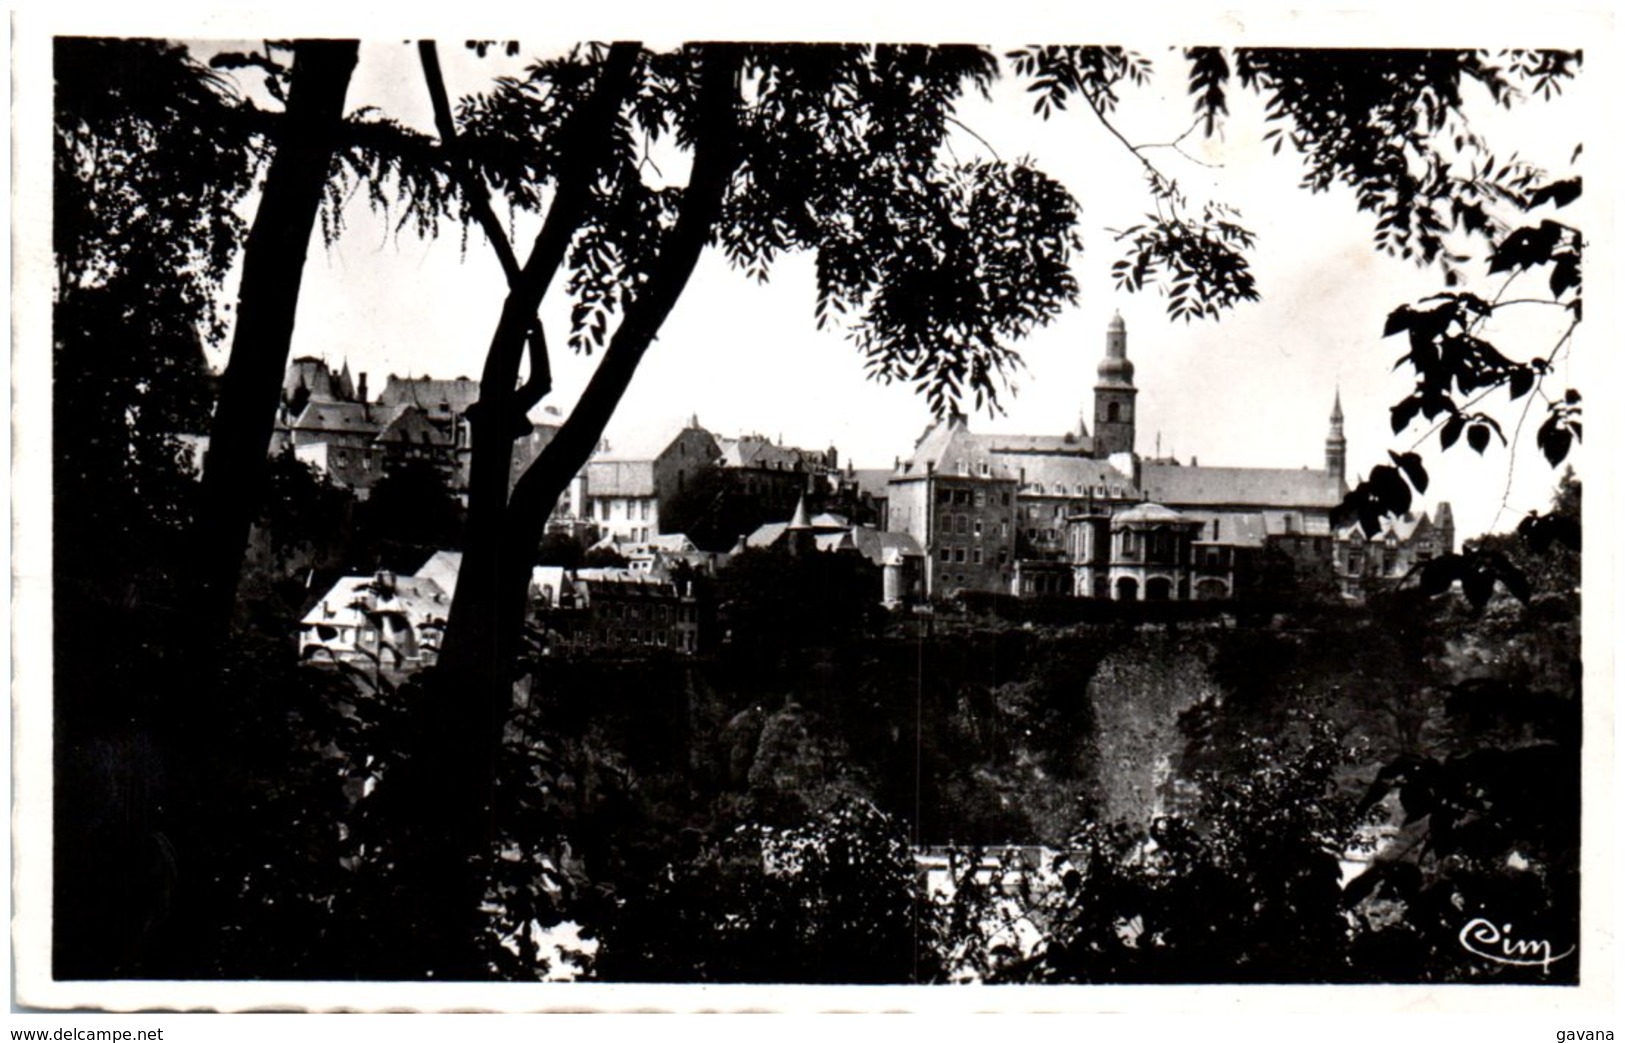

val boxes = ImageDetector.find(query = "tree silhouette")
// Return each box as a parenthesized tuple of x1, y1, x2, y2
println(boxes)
(50, 39, 1583, 980)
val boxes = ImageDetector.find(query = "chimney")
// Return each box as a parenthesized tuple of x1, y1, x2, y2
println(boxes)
(358, 372, 368, 402)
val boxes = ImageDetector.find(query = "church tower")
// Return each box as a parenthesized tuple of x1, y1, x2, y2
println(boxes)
(1093, 311, 1138, 457)
(1325, 389, 1347, 484)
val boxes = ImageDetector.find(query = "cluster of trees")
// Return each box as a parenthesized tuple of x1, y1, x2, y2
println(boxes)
(51, 36, 1583, 983)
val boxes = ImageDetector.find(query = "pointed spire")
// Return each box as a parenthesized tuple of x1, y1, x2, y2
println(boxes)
(1325, 386, 1348, 483)
(787, 493, 812, 531)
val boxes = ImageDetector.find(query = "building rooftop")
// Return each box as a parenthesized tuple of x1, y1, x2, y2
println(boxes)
(586, 459, 657, 498)
(1140, 462, 1344, 509)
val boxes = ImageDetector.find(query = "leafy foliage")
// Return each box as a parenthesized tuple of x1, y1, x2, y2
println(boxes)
(593, 800, 930, 983)
(990, 723, 1361, 983)
(452, 44, 1080, 416)
(1341, 170, 1580, 537)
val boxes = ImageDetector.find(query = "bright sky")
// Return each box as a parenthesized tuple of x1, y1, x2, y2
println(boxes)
(249, 35, 1589, 541)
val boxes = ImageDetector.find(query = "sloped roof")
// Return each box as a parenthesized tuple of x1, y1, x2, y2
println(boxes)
(574, 567, 675, 590)
(984, 430, 1093, 456)
(1008, 454, 1133, 497)
(899, 417, 1115, 487)
(301, 573, 451, 631)
(586, 459, 656, 497)
(291, 400, 380, 436)
(593, 422, 717, 464)
(843, 526, 924, 565)
(745, 521, 788, 549)
(718, 435, 812, 471)
(1336, 510, 1435, 543)
(377, 375, 481, 415)
(896, 418, 1019, 480)
(1111, 500, 1189, 523)
(1179, 510, 1262, 546)
(414, 549, 463, 592)
(284, 357, 343, 403)
(376, 404, 454, 446)
(1140, 462, 1343, 509)
(847, 468, 894, 499)
(644, 533, 700, 553)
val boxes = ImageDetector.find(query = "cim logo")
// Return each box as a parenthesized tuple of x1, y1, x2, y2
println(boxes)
(1458, 917, 1575, 971)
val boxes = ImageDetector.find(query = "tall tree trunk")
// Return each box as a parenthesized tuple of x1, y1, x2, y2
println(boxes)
(158, 40, 357, 973)
(192, 40, 359, 680)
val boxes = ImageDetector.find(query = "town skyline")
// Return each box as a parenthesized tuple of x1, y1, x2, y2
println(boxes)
(186, 35, 1586, 543)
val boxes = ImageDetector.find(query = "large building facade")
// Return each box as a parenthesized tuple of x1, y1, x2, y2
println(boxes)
(888, 314, 1452, 601)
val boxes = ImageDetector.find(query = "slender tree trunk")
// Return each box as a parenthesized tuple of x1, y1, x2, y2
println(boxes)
(389, 44, 744, 977)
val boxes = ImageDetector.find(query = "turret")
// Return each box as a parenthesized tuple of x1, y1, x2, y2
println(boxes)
(787, 494, 814, 556)
(1326, 389, 1347, 484)
(1433, 501, 1455, 554)
(1093, 311, 1138, 457)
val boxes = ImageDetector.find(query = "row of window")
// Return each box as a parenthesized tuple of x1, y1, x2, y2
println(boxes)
(935, 487, 1013, 508)
(596, 498, 654, 521)
(938, 546, 1009, 566)
(939, 512, 1013, 539)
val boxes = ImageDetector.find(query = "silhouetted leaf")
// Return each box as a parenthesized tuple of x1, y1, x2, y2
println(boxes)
(1439, 413, 1466, 450)
(1389, 450, 1429, 494)
(1390, 395, 1421, 434)
(1527, 177, 1580, 209)
(1466, 423, 1490, 454)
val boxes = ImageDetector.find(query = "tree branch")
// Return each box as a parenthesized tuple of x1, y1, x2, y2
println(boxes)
(418, 40, 552, 411)
(508, 45, 743, 533)
(474, 41, 642, 428)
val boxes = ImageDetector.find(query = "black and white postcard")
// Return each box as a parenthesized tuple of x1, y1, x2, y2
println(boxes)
(10, 4, 1616, 1026)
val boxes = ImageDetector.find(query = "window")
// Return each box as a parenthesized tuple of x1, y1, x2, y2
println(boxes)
(973, 519, 983, 537)
(956, 514, 969, 535)
(1002, 492, 1011, 507)
(937, 488, 952, 505)
(940, 547, 952, 562)
(974, 490, 986, 508)
(1108, 402, 1121, 422)
(641, 500, 650, 520)
(973, 547, 983, 565)
(954, 548, 966, 563)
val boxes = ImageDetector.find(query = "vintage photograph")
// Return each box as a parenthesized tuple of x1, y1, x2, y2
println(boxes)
(21, 14, 1599, 1011)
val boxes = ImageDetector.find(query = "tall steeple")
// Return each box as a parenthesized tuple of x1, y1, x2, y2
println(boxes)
(1093, 310, 1138, 457)
(1325, 388, 1347, 484)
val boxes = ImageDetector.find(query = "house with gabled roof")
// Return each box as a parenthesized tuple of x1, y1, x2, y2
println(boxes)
(583, 420, 720, 545)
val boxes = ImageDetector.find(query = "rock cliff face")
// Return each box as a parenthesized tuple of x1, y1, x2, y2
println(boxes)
(1085, 633, 1222, 824)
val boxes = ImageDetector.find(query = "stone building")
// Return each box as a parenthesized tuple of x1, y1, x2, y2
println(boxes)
(888, 314, 1451, 602)
(582, 421, 721, 545)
